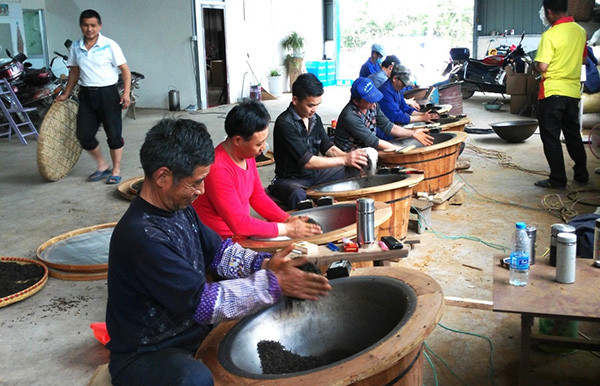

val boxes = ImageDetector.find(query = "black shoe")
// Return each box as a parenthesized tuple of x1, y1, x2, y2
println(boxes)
(574, 178, 589, 186)
(534, 179, 566, 189)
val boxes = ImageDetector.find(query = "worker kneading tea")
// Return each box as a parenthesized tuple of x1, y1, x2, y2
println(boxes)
(105, 118, 331, 385)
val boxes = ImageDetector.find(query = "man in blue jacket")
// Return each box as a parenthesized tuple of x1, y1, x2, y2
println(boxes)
(359, 44, 385, 78)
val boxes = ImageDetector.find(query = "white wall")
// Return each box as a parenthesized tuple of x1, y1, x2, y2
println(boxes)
(16, 0, 323, 109)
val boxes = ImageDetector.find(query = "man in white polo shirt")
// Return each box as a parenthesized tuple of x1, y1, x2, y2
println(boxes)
(56, 9, 131, 185)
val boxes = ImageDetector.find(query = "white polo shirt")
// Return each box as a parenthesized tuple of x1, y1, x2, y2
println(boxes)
(67, 33, 127, 87)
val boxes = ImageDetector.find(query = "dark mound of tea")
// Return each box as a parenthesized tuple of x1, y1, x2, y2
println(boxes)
(0, 262, 45, 298)
(257, 340, 326, 374)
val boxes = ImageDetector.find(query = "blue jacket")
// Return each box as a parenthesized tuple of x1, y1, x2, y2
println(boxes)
(378, 79, 416, 126)
(359, 58, 380, 78)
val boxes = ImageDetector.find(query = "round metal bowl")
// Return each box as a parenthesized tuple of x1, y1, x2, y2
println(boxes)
(309, 173, 416, 193)
(483, 102, 503, 111)
(250, 203, 356, 241)
(390, 131, 457, 149)
(217, 275, 417, 378)
(491, 119, 538, 142)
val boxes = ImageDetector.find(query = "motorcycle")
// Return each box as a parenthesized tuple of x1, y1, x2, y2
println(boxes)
(442, 32, 531, 99)
(0, 49, 59, 125)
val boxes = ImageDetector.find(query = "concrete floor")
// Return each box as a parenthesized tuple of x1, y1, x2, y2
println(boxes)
(1, 88, 599, 385)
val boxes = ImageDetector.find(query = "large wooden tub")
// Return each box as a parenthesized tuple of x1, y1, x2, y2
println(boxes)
(233, 201, 392, 252)
(196, 266, 444, 386)
(306, 174, 423, 239)
(379, 131, 468, 195)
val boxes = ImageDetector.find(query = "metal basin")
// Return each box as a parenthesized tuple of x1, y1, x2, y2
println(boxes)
(217, 275, 417, 378)
(491, 119, 538, 142)
(390, 131, 456, 149)
(309, 174, 412, 193)
(250, 203, 356, 241)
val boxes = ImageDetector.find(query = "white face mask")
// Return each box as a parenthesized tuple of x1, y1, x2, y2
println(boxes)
(539, 6, 551, 27)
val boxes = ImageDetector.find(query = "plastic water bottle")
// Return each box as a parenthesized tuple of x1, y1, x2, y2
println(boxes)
(509, 222, 530, 286)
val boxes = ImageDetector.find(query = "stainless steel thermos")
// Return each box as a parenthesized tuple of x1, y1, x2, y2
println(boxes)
(550, 223, 575, 267)
(356, 198, 375, 246)
(555, 232, 577, 284)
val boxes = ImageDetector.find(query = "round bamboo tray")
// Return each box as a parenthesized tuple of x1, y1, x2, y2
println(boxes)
(196, 266, 444, 386)
(306, 174, 423, 239)
(379, 131, 468, 194)
(117, 175, 144, 201)
(0, 257, 49, 308)
(36, 99, 81, 182)
(255, 151, 275, 167)
(234, 201, 392, 252)
(47, 267, 107, 281)
(37, 223, 116, 273)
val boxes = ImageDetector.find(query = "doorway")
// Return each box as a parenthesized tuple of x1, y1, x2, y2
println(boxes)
(197, 5, 227, 108)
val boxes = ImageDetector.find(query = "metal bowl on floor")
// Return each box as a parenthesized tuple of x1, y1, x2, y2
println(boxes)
(483, 101, 503, 111)
(217, 275, 417, 378)
(490, 119, 538, 142)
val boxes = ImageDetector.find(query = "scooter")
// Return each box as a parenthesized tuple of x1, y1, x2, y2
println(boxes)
(442, 32, 531, 99)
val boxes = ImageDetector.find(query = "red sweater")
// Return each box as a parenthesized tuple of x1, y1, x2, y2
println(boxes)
(193, 143, 289, 238)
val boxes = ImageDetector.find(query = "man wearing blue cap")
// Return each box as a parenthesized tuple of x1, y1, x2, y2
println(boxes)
(334, 77, 433, 152)
(359, 44, 385, 78)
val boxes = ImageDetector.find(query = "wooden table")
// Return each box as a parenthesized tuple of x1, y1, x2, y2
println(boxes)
(492, 256, 600, 385)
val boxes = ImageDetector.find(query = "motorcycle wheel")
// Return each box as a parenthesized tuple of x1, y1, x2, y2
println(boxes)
(461, 88, 475, 99)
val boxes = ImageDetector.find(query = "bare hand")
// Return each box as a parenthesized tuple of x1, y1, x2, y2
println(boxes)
(120, 93, 131, 109)
(269, 244, 332, 301)
(344, 148, 368, 169)
(420, 110, 439, 123)
(283, 216, 322, 239)
(55, 94, 68, 102)
(413, 128, 434, 146)
(406, 97, 420, 110)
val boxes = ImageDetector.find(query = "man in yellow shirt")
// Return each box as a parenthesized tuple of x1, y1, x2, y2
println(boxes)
(534, 0, 588, 189)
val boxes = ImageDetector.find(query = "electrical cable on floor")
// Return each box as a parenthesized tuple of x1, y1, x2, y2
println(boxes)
(412, 206, 508, 253)
(540, 191, 580, 222)
(438, 322, 496, 386)
(457, 173, 546, 212)
(424, 341, 467, 385)
(423, 350, 438, 386)
(464, 140, 549, 176)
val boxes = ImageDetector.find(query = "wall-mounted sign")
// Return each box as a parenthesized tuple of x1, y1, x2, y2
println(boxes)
(0, 4, 9, 17)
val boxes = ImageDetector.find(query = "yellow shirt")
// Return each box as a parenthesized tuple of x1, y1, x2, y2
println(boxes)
(535, 17, 586, 99)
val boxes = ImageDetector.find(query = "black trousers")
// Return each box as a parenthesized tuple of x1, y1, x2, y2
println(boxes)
(76, 85, 124, 150)
(538, 95, 588, 186)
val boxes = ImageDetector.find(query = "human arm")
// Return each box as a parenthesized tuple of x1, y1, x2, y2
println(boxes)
(118, 63, 131, 109)
(303, 146, 368, 170)
(534, 61, 549, 73)
(195, 241, 330, 324)
(405, 97, 420, 110)
(55, 66, 80, 101)
(409, 110, 439, 123)
(389, 125, 433, 146)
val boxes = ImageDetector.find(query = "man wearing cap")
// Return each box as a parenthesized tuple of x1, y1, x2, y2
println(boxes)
(359, 44, 385, 78)
(378, 66, 439, 139)
(368, 55, 400, 88)
(334, 77, 434, 153)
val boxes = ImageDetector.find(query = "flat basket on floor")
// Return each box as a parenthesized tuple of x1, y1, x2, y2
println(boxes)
(36, 99, 82, 182)
(0, 256, 49, 308)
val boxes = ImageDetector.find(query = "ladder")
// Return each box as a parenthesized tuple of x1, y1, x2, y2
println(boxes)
(0, 79, 39, 145)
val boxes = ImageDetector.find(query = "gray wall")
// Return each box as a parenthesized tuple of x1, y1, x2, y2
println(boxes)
(477, 0, 544, 37)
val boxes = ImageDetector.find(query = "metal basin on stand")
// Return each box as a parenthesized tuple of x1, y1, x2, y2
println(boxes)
(306, 174, 423, 239)
(196, 267, 444, 386)
(234, 201, 392, 252)
(379, 131, 468, 194)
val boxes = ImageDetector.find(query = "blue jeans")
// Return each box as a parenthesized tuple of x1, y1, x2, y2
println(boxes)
(110, 347, 214, 386)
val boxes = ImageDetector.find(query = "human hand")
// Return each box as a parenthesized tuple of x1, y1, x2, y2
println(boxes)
(283, 216, 322, 238)
(344, 148, 368, 169)
(412, 129, 434, 146)
(420, 111, 439, 123)
(407, 97, 420, 110)
(269, 244, 331, 300)
(55, 94, 68, 102)
(120, 93, 131, 109)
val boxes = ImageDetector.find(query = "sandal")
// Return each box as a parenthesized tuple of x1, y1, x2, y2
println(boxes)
(106, 175, 122, 185)
(87, 169, 112, 182)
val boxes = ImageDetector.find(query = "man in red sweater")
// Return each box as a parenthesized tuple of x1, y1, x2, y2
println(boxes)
(193, 99, 322, 239)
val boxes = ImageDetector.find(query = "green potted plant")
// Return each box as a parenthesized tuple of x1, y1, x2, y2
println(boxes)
(282, 31, 305, 89)
(267, 67, 283, 98)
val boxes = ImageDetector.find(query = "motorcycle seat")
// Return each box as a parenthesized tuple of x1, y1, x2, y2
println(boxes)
(466, 59, 501, 72)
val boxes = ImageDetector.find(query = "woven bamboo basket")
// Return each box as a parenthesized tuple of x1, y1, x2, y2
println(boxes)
(256, 150, 275, 167)
(0, 257, 49, 308)
(117, 176, 144, 201)
(568, 0, 595, 22)
(36, 99, 81, 182)
(37, 223, 116, 274)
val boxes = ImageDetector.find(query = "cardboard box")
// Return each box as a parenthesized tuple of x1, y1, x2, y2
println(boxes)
(506, 67, 527, 95)
(510, 95, 528, 114)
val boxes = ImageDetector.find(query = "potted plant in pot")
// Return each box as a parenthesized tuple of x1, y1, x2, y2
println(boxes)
(282, 31, 305, 90)
(267, 68, 283, 98)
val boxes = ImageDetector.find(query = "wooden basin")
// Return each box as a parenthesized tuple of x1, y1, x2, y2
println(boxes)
(233, 201, 392, 252)
(379, 131, 468, 194)
(306, 174, 423, 239)
(196, 266, 444, 386)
